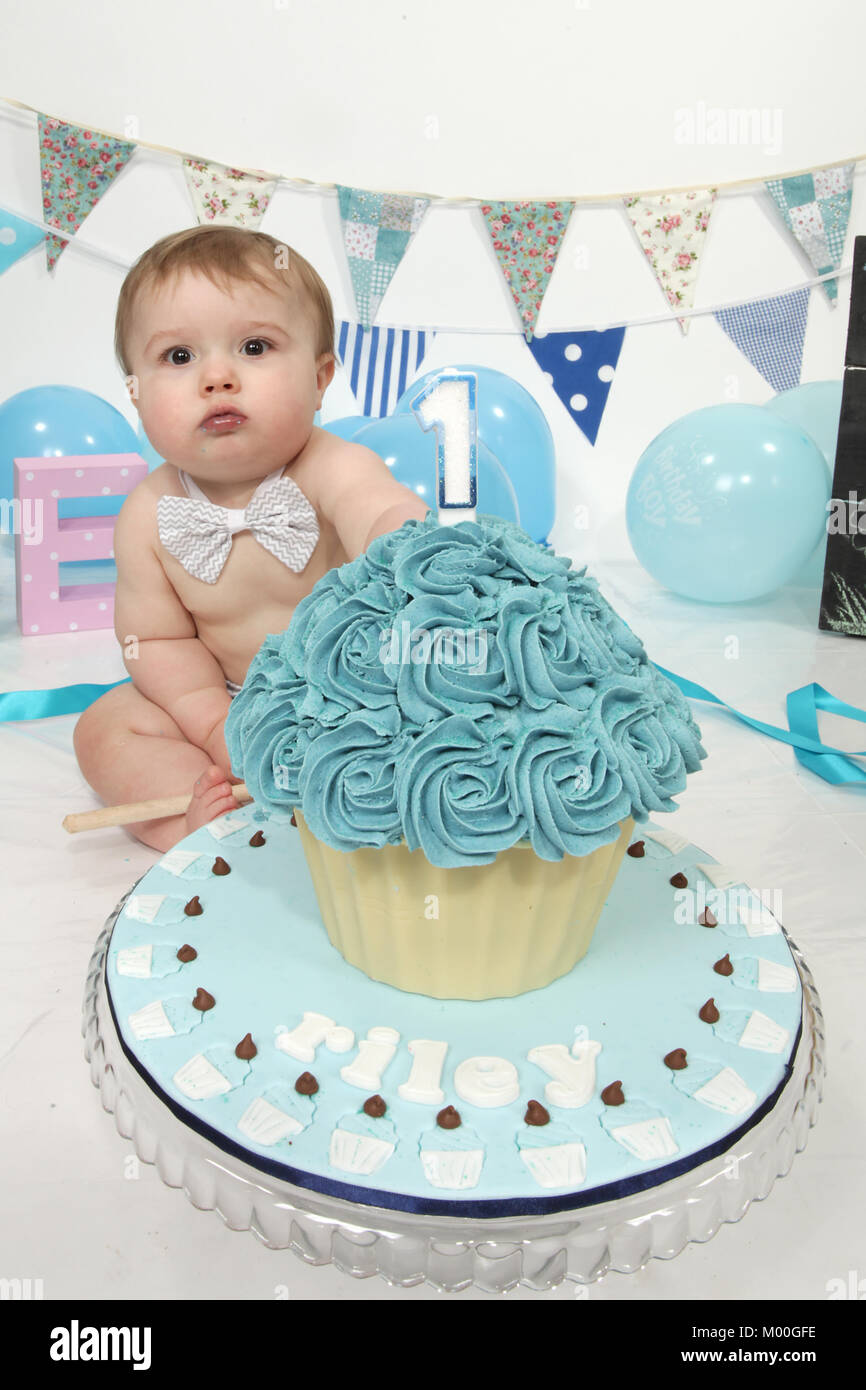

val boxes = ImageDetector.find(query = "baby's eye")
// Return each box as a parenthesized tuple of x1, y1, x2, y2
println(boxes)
(161, 347, 193, 366)
(241, 338, 272, 357)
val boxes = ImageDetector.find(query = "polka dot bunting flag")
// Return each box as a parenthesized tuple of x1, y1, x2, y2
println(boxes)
(527, 327, 626, 445)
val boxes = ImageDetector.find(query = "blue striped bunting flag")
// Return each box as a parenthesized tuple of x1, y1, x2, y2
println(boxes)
(335, 321, 436, 418)
(713, 287, 810, 393)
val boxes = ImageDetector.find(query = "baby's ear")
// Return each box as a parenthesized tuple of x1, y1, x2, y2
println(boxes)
(124, 374, 141, 409)
(316, 353, 336, 399)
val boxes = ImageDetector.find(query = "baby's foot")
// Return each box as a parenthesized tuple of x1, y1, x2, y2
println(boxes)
(186, 765, 237, 835)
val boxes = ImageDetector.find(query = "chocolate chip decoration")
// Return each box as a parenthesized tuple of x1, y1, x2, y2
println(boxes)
(670, 872, 688, 888)
(664, 1048, 688, 1071)
(524, 1099, 550, 1126)
(713, 953, 734, 976)
(295, 1071, 319, 1095)
(212, 857, 231, 876)
(363, 1094, 387, 1118)
(436, 1105, 462, 1130)
(699, 998, 720, 1023)
(192, 987, 215, 1012)
(698, 908, 718, 928)
(601, 1080, 625, 1106)
(184, 895, 203, 916)
(290, 812, 297, 827)
(249, 830, 266, 847)
(176, 944, 197, 963)
(626, 841, 645, 858)
(234, 1033, 257, 1060)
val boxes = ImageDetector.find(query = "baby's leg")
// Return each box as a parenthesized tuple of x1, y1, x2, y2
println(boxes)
(73, 684, 237, 852)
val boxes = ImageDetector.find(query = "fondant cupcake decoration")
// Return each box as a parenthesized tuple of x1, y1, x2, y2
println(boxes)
(237, 1084, 315, 1144)
(127, 995, 204, 1040)
(115, 943, 188, 979)
(329, 1105, 398, 1175)
(419, 1106, 484, 1190)
(600, 1097, 678, 1161)
(671, 1059, 757, 1115)
(173, 1045, 251, 1099)
(517, 1117, 587, 1189)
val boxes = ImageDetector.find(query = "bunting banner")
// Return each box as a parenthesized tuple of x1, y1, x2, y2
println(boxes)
(527, 327, 626, 445)
(764, 163, 854, 304)
(182, 158, 276, 227)
(479, 201, 574, 341)
(623, 188, 718, 334)
(38, 114, 136, 271)
(337, 186, 429, 329)
(713, 286, 811, 393)
(335, 320, 435, 418)
(0, 206, 45, 275)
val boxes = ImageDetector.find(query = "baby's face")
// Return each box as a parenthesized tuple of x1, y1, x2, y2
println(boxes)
(125, 268, 333, 482)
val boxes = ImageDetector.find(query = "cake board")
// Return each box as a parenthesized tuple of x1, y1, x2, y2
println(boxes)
(82, 815, 825, 1293)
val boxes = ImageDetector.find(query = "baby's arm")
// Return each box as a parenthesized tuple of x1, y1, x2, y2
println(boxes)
(315, 441, 430, 559)
(112, 485, 233, 769)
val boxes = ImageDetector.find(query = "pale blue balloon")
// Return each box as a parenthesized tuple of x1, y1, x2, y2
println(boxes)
(353, 413, 519, 523)
(765, 381, 841, 586)
(0, 386, 138, 503)
(322, 414, 375, 441)
(626, 404, 830, 602)
(394, 364, 552, 541)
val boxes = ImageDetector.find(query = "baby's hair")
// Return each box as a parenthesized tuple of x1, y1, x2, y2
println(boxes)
(114, 225, 335, 375)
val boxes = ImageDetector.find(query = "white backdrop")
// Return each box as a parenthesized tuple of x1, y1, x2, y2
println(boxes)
(1, 0, 864, 562)
(1, 0, 864, 1310)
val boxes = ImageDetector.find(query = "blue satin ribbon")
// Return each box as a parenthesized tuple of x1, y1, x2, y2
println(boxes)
(1, 666, 864, 789)
(655, 665, 866, 787)
(0, 677, 130, 722)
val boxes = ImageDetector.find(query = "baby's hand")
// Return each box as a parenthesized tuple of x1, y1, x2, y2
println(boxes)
(202, 720, 242, 785)
(186, 766, 237, 835)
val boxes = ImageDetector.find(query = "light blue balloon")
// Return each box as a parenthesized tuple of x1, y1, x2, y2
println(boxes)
(765, 381, 841, 586)
(322, 414, 375, 441)
(0, 386, 139, 506)
(353, 413, 519, 523)
(135, 419, 164, 471)
(626, 404, 830, 602)
(394, 365, 553, 541)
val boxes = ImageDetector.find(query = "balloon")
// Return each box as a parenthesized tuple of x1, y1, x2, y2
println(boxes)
(135, 419, 164, 471)
(322, 414, 375, 441)
(353, 413, 519, 523)
(765, 381, 841, 586)
(394, 365, 553, 541)
(0, 385, 139, 504)
(626, 404, 830, 602)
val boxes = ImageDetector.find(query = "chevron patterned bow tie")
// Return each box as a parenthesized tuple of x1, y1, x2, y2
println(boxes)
(157, 476, 320, 584)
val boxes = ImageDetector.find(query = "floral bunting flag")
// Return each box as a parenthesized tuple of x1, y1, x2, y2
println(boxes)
(479, 201, 574, 340)
(527, 327, 626, 445)
(337, 186, 429, 329)
(764, 163, 854, 304)
(0, 207, 45, 275)
(713, 287, 810, 393)
(623, 188, 717, 334)
(182, 159, 276, 227)
(38, 114, 136, 271)
(335, 319, 435, 418)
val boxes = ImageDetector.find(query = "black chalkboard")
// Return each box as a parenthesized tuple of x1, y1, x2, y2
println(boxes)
(819, 234, 866, 636)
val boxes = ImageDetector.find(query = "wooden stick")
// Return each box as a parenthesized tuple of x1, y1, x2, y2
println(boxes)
(62, 782, 252, 834)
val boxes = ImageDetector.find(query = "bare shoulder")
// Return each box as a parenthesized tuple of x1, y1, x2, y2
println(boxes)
(297, 428, 390, 507)
(114, 463, 179, 550)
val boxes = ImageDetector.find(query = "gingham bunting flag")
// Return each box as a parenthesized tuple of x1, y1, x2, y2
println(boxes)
(38, 114, 136, 271)
(335, 320, 436, 418)
(764, 163, 854, 304)
(337, 186, 430, 329)
(527, 327, 626, 445)
(480, 201, 574, 340)
(713, 287, 810, 393)
(183, 159, 276, 227)
(623, 188, 718, 334)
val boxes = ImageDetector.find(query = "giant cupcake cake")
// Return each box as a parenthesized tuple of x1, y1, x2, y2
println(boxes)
(89, 512, 818, 1276)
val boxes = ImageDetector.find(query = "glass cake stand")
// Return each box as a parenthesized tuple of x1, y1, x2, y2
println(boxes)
(82, 885, 825, 1294)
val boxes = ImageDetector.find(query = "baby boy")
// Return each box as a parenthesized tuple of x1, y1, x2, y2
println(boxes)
(74, 225, 428, 851)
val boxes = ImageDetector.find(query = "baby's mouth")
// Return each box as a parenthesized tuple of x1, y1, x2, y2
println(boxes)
(201, 409, 247, 434)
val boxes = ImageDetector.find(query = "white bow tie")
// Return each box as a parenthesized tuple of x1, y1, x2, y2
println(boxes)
(157, 476, 320, 584)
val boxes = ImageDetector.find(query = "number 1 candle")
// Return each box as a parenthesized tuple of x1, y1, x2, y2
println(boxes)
(410, 370, 478, 526)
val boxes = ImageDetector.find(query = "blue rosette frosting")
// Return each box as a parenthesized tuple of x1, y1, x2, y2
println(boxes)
(226, 512, 706, 867)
